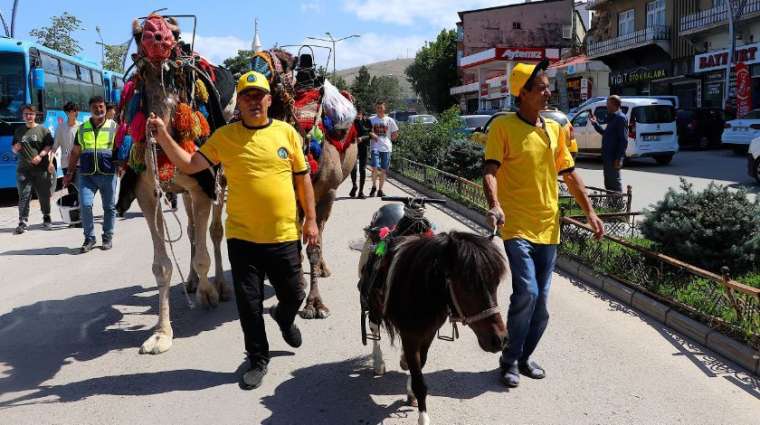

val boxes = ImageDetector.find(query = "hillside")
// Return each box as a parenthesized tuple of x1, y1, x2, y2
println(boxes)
(336, 58, 414, 97)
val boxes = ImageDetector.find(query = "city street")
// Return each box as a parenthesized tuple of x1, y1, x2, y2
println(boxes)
(0, 168, 758, 424)
(574, 148, 758, 212)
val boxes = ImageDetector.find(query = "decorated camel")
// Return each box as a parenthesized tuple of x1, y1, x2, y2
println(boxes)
(115, 14, 236, 353)
(251, 48, 358, 319)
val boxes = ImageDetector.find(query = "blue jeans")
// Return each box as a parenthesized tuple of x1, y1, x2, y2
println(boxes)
(370, 150, 391, 170)
(502, 239, 557, 365)
(79, 173, 117, 241)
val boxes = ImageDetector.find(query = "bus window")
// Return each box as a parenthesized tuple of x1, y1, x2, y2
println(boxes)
(93, 72, 103, 86)
(0, 52, 26, 121)
(61, 60, 77, 80)
(79, 67, 93, 84)
(44, 74, 64, 110)
(41, 53, 60, 75)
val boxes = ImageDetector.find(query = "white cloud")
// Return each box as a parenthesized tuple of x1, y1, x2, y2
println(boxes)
(284, 32, 427, 71)
(344, 0, 521, 27)
(182, 33, 249, 65)
(301, 1, 321, 12)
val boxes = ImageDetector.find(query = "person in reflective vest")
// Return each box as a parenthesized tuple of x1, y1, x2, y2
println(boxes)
(65, 96, 118, 253)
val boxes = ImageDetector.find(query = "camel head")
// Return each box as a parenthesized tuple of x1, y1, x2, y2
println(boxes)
(133, 14, 180, 64)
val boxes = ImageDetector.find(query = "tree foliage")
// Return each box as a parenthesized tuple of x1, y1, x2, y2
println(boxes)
(350, 66, 373, 113)
(641, 179, 760, 275)
(369, 75, 401, 111)
(394, 106, 462, 168)
(103, 44, 128, 72)
(405, 29, 458, 113)
(29, 12, 83, 56)
(223, 49, 253, 78)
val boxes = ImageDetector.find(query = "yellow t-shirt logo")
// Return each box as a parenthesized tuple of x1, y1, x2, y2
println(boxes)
(277, 147, 288, 159)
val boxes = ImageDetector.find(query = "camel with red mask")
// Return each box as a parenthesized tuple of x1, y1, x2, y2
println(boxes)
(251, 49, 358, 319)
(118, 14, 236, 353)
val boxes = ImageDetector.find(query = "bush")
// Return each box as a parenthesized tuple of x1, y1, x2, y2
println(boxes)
(441, 139, 484, 180)
(640, 179, 760, 275)
(394, 106, 462, 168)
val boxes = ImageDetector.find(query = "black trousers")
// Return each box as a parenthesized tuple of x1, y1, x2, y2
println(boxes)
(350, 141, 369, 189)
(228, 239, 305, 365)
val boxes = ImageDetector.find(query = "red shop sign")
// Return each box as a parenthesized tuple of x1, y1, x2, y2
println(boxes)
(736, 62, 752, 117)
(480, 83, 489, 96)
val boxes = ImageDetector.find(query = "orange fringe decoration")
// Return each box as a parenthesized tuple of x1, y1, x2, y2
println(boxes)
(196, 111, 210, 137)
(180, 139, 197, 153)
(173, 103, 195, 139)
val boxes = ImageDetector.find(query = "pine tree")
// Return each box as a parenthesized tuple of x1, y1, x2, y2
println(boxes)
(350, 66, 373, 113)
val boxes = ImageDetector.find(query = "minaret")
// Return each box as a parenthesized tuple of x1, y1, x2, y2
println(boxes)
(252, 18, 262, 53)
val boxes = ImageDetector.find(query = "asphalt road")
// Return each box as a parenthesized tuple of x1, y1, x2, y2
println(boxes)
(0, 168, 758, 424)
(573, 148, 758, 212)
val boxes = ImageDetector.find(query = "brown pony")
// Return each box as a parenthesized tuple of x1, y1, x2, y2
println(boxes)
(362, 231, 507, 425)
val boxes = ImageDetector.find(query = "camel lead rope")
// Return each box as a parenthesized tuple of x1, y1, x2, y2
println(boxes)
(148, 125, 195, 309)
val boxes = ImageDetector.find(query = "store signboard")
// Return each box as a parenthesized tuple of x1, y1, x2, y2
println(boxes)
(694, 42, 760, 72)
(610, 63, 669, 87)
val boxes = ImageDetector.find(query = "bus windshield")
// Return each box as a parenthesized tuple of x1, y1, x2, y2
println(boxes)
(0, 53, 26, 121)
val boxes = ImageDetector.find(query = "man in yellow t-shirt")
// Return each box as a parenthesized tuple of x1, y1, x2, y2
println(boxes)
(483, 60, 604, 389)
(147, 71, 318, 390)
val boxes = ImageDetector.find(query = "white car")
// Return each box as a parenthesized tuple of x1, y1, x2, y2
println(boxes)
(721, 109, 760, 154)
(408, 114, 438, 125)
(749, 137, 760, 184)
(570, 97, 679, 165)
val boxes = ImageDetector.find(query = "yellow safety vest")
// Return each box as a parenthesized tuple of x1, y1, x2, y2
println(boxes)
(78, 119, 117, 175)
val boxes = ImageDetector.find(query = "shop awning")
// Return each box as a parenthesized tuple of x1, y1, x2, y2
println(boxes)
(651, 75, 700, 84)
(546, 55, 609, 77)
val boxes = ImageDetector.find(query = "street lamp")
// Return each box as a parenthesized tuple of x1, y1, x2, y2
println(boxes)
(306, 32, 360, 75)
(96, 26, 105, 67)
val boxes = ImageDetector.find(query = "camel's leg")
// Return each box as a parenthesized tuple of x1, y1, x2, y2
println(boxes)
(402, 333, 433, 425)
(314, 189, 335, 278)
(136, 178, 174, 354)
(188, 185, 219, 308)
(369, 321, 385, 376)
(210, 187, 230, 301)
(183, 192, 199, 293)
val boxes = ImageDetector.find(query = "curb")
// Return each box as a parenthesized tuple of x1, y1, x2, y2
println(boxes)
(389, 172, 760, 377)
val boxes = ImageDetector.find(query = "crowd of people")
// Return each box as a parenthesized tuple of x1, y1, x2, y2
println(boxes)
(10, 63, 607, 390)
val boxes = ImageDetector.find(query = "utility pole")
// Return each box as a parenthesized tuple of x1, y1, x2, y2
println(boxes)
(724, 0, 749, 110)
(306, 32, 360, 75)
(96, 26, 105, 67)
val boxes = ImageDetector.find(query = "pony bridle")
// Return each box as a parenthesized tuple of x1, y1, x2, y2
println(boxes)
(447, 280, 500, 326)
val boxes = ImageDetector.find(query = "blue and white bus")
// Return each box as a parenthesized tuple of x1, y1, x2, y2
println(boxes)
(0, 37, 124, 189)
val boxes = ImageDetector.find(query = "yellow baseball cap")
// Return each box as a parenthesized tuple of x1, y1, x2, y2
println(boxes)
(509, 60, 549, 97)
(236, 71, 271, 94)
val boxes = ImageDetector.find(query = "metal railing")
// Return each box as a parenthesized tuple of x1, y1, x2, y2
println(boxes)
(680, 0, 760, 34)
(587, 25, 670, 57)
(561, 215, 760, 350)
(391, 157, 488, 212)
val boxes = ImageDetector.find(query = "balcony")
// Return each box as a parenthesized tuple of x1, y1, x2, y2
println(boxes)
(585, 0, 610, 10)
(680, 0, 760, 36)
(587, 26, 671, 58)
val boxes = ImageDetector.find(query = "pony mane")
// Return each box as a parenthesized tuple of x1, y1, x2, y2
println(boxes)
(382, 231, 506, 343)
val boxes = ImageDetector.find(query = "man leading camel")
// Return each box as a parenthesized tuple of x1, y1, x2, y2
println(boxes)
(147, 71, 319, 390)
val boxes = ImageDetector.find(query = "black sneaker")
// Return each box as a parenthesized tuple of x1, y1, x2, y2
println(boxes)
(240, 362, 268, 390)
(357, 191, 366, 199)
(101, 238, 113, 251)
(14, 222, 27, 235)
(81, 237, 97, 253)
(500, 359, 520, 388)
(42, 216, 52, 230)
(377, 190, 385, 197)
(270, 304, 302, 348)
(369, 186, 377, 197)
(349, 186, 357, 198)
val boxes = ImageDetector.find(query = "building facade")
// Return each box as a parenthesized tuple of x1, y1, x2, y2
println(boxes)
(451, 0, 583, 113)
(586, 0, 760, 112)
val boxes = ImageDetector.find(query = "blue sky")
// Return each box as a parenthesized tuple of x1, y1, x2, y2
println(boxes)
(3, 0, 518, 69)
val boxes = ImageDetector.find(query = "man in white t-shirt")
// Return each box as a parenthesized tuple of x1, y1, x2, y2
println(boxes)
(368, 100, 398, 197)
(52, 102, 81, 195)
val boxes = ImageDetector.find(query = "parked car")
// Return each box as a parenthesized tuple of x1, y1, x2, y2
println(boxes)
(721, 109, 760, 154)
(676, 107, 726, 149)
(469, 110, 578, 157)
(749, 137, 760, 184)
(568, 95, 679, 119)
(389, 110, 415, 124)
(407, 114, 438, 125)
(570, 97, 678, 165)
(458, 114, 491, 136)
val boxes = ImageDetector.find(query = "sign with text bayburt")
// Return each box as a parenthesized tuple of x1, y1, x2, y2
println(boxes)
(694, 43, 760, 72)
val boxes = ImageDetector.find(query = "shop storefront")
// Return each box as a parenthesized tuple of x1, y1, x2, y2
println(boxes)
(546, 55, 609, 111)
(693, 42, 760, 112)
(609, 63, 670, 96)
